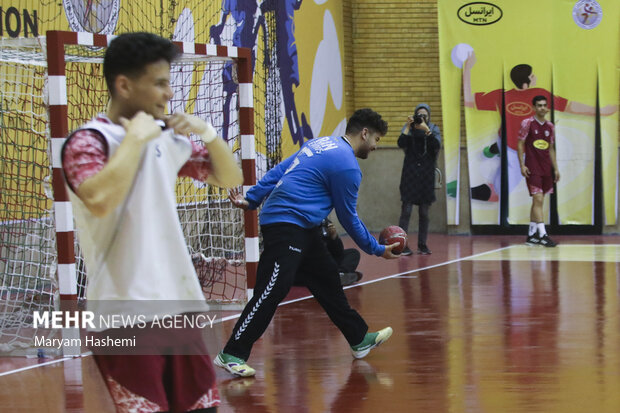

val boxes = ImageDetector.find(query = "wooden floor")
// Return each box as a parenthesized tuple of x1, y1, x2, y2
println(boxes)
(2, 234, 620, 412)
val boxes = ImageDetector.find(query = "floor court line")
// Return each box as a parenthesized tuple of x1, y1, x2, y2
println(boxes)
(0, 357, 73, 377)
(219, 244, 513, 323)
(0, 244, 514, 377)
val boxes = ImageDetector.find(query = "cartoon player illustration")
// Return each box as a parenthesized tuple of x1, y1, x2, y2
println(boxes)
(260, 0, 313, 146)
(463, 50, 617, 202)
(210, 0, 264, 140)
(211, 0, 313, 146)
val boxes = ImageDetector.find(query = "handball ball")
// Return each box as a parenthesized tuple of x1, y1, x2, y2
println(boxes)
(379, 226, 408, 254)
(451, 43, 473, 68)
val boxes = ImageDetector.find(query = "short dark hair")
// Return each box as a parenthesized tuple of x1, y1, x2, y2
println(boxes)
(510, 64, 533, 89)
(345, 108, 388, 136)
(104, 32, 180, 95)
(532, 95, 547, 106)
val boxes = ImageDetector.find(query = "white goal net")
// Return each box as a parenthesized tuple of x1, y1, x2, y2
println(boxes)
(0, 34, 255, 354)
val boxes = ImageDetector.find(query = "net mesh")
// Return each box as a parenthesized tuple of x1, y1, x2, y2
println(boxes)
(169, 59, 246, 304)
(55, 0, 283, 176)
(0, 1, 288, 353)
(10, 1, 284, 178)
(61, 46, 249, 305)
(0, 38, 58, 353)
(261, 7, 284, 172)
(0, 37, 252, 352)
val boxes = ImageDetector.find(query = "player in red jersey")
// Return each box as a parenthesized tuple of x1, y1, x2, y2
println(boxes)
(517, 95, 558, 247)
(463, 51, 616, 202)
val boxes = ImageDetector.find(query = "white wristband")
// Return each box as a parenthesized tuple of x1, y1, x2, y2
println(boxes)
(200, 122, 218, 144)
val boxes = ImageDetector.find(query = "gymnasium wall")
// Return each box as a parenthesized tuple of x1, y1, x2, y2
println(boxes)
(344, 0, 442, 147)
(335, 0, 448, 235)
(1, 1, 618, 234)
(345, 1, 620, 235)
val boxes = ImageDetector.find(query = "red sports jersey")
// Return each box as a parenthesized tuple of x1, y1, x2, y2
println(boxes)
(63, 115, 212, 191)
(474, 88, 567, 150)
(518, 116, 555, 176)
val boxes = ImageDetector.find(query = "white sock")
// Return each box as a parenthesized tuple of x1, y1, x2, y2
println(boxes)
(537, 223, 547, 236)
(528, 222, 537, 236)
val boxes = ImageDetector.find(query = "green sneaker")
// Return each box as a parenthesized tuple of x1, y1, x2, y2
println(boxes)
(483, 143, 500, 158)
(214, 351, 256, 377)
(351, 327, 393, 359)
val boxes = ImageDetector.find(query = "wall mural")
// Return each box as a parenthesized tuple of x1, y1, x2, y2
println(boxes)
(0, 0, 347, 162)
(439, 0, 619, 226)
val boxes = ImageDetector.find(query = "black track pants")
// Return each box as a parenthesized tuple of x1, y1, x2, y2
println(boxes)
(223, 223, 368, 361)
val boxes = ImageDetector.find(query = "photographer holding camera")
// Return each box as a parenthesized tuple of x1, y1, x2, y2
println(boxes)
(397, 103, 441, 255)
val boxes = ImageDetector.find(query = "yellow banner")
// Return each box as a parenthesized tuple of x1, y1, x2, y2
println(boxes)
(0, 1, 346, 221)
(591, 0, 620, 225)
(551, 0, 619, 225)
(275, 0, 347, 157)
(439, 0, 619, 226)
(438, 3, 464, 225)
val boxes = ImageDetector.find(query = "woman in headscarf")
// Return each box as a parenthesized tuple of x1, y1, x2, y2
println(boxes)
(397, 103, 441, 255)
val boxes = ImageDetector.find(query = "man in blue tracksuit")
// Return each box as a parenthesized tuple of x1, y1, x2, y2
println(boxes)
(214, 108, 401, 377)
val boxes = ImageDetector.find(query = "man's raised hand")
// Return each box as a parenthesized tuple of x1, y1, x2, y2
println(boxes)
(228, 188, 249, 210)
(119, 111, 161, 144)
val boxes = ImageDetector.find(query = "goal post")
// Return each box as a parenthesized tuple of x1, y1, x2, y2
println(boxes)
(45, 30, 259, 305)
(0, 31, 259, 353)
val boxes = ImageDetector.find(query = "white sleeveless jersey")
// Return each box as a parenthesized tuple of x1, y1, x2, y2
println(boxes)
(67, 116, 207, 328)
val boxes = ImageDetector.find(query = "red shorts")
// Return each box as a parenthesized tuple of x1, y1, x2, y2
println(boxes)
(94, 353, 219, 412)
(526, 174, 554, 196)
(91, 321, 219, 413)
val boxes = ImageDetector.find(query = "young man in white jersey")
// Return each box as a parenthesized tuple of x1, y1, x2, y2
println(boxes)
(61, 32, 242, 413)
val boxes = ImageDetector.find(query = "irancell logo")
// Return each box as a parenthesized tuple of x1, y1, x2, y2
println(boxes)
(458, 2, 503, 26)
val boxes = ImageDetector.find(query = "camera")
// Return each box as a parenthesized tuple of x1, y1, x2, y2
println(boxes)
(413, 114, 425, 124)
